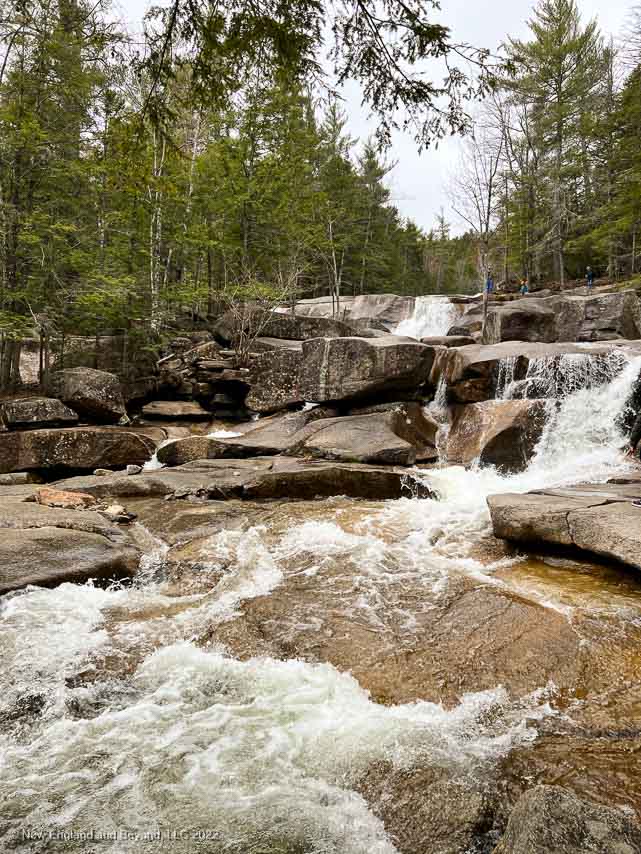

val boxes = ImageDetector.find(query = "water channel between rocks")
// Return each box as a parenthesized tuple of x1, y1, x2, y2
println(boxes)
(2, 352, 641, 853)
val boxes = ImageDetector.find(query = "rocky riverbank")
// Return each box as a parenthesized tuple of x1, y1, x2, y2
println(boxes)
(3, 288, 641, 853)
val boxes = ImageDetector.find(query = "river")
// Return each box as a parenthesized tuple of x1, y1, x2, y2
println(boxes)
(1, 353, 641, 853)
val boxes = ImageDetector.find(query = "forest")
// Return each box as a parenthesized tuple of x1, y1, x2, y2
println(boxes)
(0, 0, 640, 387)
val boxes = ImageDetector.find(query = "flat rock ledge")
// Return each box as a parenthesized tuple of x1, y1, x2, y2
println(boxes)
(487, 475, 641, 571)
(54, 456, 434, 502)
(0, 500, 139, 595)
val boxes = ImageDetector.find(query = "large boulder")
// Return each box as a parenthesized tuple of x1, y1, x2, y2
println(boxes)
(299, 336, 435, 404)
(494, 785, 641, 854)
(0, 500, 139, 594)
(346, 401, 439, 458)
(294, 294, 415, 330)
(0, 427, 155, 474)
(481, 290, 641, 345)
(212, 307, 359, 346)
(488, 477, 641, 571)
(447, 399, 549, 472)
(157, 404, 437, 467)
(555, 289, 641, 342)
(0, 397, 78, 431)
(245, 348, 304, 413)
(47, 336, 157, 403)
(290, 412, 417, 465)
(482, 299, 558, 344)
(50, 368, 126, 423)
(0, 529, 139, 594)
(262, 312, 358, 340)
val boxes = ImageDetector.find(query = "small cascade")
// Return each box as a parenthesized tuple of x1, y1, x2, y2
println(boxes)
(497, 351, 628, 401)
(427, 376, 451, 459)
(495, 356, 519, 399)
(526, 355, 641, 484)
(395, 296, 459, 339)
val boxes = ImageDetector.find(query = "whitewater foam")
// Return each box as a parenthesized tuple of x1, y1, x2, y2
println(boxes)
(0, 642, 552, 853)
(395, 296, 459, 339)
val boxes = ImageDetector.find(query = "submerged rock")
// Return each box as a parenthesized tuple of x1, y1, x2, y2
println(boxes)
(0, 397, 78, 430)
(50, 367, 126, 423)
(494, 785, 641, 853)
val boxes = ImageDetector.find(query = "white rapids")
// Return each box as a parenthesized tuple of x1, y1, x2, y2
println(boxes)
(1, 353, 640, 853)
(394, 295, 460, 339)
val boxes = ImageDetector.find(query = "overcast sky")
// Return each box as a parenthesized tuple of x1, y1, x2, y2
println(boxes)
(117, 0, 634, 233)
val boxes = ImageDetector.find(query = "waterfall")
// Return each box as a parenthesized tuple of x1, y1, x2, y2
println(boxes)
(395, 296, 459, 340)
(498, 351, 628, 401)
(525, 355, 640, 485)
(495, 356, 519, 399)
(2, 349, 640, 853)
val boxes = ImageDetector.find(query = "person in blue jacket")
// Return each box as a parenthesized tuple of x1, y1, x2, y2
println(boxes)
(586, 266, 595, 289)
(485, 272, 494, 295)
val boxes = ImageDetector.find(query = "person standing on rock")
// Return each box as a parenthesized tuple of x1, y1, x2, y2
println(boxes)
(586, 266, 595, 290)
(485, 272, 494, 296)
(626, 411, 641, 461)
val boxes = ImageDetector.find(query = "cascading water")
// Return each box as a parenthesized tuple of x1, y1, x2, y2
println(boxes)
(394, 296, 459, 339)
(497, 351, 628, 401)
(1, 353, 641, 852)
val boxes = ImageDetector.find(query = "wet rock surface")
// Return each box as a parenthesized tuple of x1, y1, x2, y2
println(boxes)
(447, 399, 548, 472)
(493, 785, 641, 853)
(488, 475, 641, 570)
(54, 456, 432, 501)
(0, 497, 138, 593)
(436, 339, 641, 403)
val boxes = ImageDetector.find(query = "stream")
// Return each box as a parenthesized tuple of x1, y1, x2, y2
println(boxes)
(2, 354, 641, 853)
